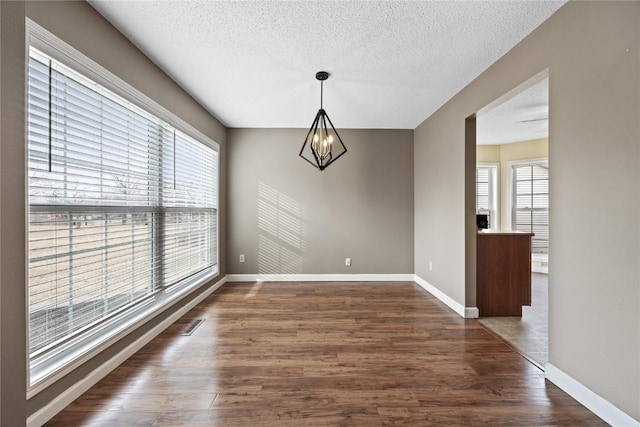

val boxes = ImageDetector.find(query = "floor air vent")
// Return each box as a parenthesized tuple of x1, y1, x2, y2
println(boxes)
(182, 318, 205, 336)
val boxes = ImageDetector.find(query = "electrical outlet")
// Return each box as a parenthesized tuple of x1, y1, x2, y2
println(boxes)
(239, 254, 245, 263)
(429, 261, 433, 271)
(345, 258, 351, 267)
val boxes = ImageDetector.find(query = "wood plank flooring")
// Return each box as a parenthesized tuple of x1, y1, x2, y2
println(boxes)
(45, 282, 606, 426)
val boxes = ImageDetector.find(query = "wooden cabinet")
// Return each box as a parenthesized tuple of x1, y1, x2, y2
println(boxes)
(476, 231, 533, 317)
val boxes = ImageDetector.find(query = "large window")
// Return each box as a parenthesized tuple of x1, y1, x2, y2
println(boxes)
(27, 46, 218, 385)
(512, 161, 548, 255)
(476, 164, 498, 230)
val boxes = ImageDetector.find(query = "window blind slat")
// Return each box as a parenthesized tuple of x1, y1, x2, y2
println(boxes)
(512, 163, 549, 255)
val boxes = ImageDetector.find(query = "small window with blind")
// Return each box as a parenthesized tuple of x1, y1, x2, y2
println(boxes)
(27, 45, 218, 386)
(512, 161, 549, 255)
(476, 164, 498, 230)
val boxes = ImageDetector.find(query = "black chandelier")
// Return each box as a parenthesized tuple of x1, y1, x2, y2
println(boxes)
(299, 71, 347, 171)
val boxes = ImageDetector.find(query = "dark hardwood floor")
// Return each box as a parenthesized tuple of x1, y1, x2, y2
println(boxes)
(45, 282, 606, 426)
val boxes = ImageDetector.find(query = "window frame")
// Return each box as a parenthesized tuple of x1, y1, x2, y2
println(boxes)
(26, 20, 220, 396)
(508, 157, 549, 259)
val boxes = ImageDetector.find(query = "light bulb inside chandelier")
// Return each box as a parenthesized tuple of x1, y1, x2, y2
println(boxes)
(299, 71, 347, 171)
(312, 127, 334, 162)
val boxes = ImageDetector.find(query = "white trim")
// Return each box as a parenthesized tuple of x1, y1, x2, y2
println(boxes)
(226, 274, 415, 282)
(413, 275, 465, 318)
(26, 276, 228, 427)
(464, 307, 479, 319)
(545, 363, 639, 427)
(508, 157, 549, 167)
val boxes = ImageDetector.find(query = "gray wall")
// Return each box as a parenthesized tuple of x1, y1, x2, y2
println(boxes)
(0, 2, 228, 424)
(1, 2, 28, 425)
(414, 0, 639, 420)
(228, 128, 414, 276)
(414, 105, 467, 303)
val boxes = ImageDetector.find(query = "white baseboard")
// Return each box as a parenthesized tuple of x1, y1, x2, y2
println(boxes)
(27, 276, 228, 427)
(413, 275, 467, 318)
(226, 273, 415, 282)
(545, 363, 639, 427)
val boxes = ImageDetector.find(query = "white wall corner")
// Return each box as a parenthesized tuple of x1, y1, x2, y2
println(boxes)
(464, 307, 479, 318)
(27, 276, 228, 427)
(413, 275, 465, 318)
(545, 363, 640, 427)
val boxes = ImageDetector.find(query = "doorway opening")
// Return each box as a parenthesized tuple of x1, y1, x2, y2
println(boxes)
(474, 72, 549, 369)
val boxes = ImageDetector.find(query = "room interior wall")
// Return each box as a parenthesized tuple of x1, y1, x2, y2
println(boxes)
(414, 105, 467, 305)
(0, 2, 27, 425)
(464, 117, 477, 307)
(476, 145, 500, 163)
(415, 0, 639, 420)
(228, 128, 414, 276)
(0, 1, 230, 422)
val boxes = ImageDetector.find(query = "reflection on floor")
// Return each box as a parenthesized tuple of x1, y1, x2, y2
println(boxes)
(478, 272, 548, 369)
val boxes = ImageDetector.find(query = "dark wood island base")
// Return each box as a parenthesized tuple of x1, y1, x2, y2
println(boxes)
(477, 231, 534, 317)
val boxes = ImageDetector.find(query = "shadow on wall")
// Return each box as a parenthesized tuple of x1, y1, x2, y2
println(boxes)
(257, 182, 307, 278)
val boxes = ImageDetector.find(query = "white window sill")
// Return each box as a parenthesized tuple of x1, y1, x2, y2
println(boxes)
(27, 266, 218, 398)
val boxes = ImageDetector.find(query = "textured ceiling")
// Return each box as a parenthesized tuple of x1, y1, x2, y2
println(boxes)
(88, 0, 565, 129)
(477, 77, 549, 145)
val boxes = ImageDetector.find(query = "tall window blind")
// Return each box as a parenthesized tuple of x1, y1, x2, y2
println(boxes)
(27, 47, 218, 358)
(476, 165, 498, 230)
(512, 162, 548, 255)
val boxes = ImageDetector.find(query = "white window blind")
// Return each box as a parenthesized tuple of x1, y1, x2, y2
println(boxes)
(476, 165, 498, 230)
(27, 47, 218, 359)
(512, 162, 548, 254)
